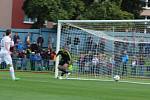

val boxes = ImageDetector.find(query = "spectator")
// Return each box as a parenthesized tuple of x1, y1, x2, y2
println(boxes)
(138, 39, 145, 53)
(121, 51, 129, 76)
(66, 36, 72, 51)
(138, 54, 145, 76)
(50, 51, 56, 60)
(30, 52, 36, 71)
(24, 32, 31, 49)
(17, 40, 24, 52)
(74, 36, 80, 54)
(35, 53, 42, 71)
(45, 49, 52, 70)
(74, 36, 80, 45)
(66, 36, 71, 45)
(122, 37, 129, 51)
(91, 55, 99, 75)
(40, 49, 47, 60)
(30, 41, 39, 53)
(17, 50, 26, 70)
(108, 55, 115, 75)
(98, 38, 106, 54)
(78, 54, 86, 73)
(114, 51, 122, 75)
(41, 49, 49, 70)
(37, 34, 44, 48)
(114, 41, 121, 53)
(131, 56, 137, 76)
(85, 36, 93, 53)
(45, 49, 56, 70)
(45, 49, 52, 60)
(18, 50, 26, 58)
(145, 43, 150, 57)
(42, 49, 56, 71)
(26, 48, 32, 58)
(13, 32, 20, 46)
(92, 42, 98, 54)
(22, 54, 28, 70)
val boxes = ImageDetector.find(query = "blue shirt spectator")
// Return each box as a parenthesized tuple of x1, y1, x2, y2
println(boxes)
(17, 41, 24, 52)
(35, 53, 42, 61)
(30, 52, 36, 61)
(122, 51, 128, 76)
(122, 54, 128, 63)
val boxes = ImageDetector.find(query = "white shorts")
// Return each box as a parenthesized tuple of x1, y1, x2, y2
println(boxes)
(0, 50, 12, 65)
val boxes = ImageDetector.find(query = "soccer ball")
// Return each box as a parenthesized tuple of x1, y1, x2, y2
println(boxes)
(113, 75, 120, 81)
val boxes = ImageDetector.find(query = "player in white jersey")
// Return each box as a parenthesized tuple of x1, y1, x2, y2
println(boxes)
(0, 29, 20, 80)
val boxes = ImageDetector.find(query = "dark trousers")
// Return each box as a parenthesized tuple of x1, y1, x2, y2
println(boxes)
(122, 63, 127, 76)
(131, 66, 136, 76)
(58, 66, 69, 76)
(30, 60, 35, 71)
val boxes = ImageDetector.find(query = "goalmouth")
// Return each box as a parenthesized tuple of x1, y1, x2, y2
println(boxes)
(55, 20, 150, 82)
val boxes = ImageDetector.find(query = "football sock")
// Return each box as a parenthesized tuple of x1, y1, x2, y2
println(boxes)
(9, 66, 16, 80)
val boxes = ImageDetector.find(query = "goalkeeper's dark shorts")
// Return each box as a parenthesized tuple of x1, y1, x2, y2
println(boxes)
(59, 60, 70, 66)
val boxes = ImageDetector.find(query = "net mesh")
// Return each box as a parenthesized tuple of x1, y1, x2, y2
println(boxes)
(57, 20, 150, 81)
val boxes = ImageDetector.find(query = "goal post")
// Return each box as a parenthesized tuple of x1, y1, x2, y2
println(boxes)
(55, 22, 61, 78)
(55, 20, 150, 81)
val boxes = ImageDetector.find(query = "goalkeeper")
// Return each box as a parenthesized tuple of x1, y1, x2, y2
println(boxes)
(56, 47, 72, 79)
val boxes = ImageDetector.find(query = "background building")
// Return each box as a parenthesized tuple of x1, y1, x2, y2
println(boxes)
(140, 0, 150, 33)
(0, 0, 34, 29)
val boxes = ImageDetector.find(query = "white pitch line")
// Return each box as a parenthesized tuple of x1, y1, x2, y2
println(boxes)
(66, 78, 150, 85)
(9, 76, 150, 85)
(119, 80, 150, 85)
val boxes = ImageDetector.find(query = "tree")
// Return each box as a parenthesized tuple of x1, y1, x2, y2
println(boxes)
(23, 0, 85, 28)
(82, 0, 133, 20)
(23, 0, 136, 28)
(121, 0, 143, 19)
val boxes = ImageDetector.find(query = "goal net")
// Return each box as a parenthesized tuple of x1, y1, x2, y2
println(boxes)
(55, 20, 150, 81)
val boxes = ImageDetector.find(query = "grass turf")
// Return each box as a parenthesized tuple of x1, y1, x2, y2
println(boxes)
(0, 71, 150, 100)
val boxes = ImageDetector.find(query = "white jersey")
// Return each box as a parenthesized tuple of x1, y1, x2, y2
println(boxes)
(0, 36, 14, 52)
(0, 36, 14, 65)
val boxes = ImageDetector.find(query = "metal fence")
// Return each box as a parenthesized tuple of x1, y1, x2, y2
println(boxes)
(0, 28, 57, 49)
(0, 58, 55, 72)
(0, 28, 57, 72)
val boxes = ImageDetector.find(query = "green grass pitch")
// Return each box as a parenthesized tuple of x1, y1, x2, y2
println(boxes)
(0, 71, 150, 100)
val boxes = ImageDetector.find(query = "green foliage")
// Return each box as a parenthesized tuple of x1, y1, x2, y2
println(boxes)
(121, 0, 143, 19)
(23, 0, 141, 28)
(23, 0, 85, 28)
(83, 1, 133, 20)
